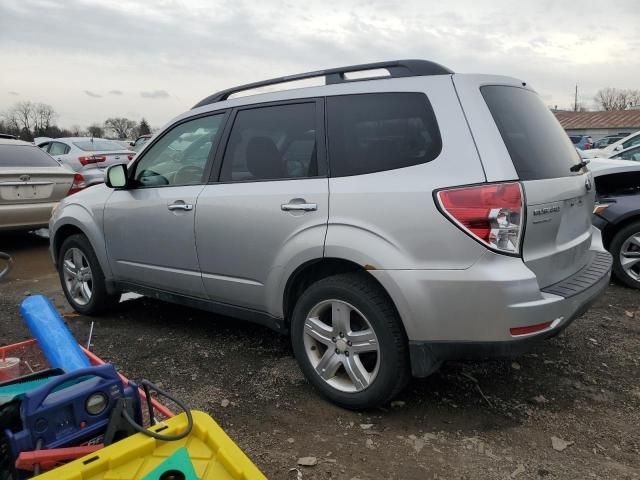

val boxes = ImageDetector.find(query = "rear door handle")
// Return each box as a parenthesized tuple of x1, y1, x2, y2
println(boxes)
(168, 202, 193, 211)
(281, 202, 317, 212)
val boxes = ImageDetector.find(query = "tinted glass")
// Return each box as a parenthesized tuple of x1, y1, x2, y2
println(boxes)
(73, 140, 124, 151)
(0, 144, 60, 167)
(48, 142, 68, 155)
(133, 114, 223, 187)
(220, 103, 317, 182)
(482, 86, 582, 180)
(618, 145, 640, 161)
(569, 136, 581, 144)
(326, 93, 441, 177)
(623, 134, 640, 150)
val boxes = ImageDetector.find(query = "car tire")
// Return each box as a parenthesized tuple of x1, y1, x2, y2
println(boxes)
(58, 234, 120, 315)
(610, 221, 640, 289)
(290, 272, 410, 409)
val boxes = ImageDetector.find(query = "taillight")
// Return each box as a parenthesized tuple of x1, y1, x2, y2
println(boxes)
(584, 143, 592, 149)
(67, 174, 87, 196)
(437, 182, 524, 255)
(127, 154, 134, 161)
(78, 155, 107, 166)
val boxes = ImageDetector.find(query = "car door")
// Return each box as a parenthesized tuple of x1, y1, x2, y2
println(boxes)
(103, 113, 227, 297)
(195, 99, 329, 313)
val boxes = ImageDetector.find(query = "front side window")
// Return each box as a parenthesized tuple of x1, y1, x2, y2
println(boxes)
(326, 93, 442, 177)
(133, 114, 224, 187)
(623, 135, 640, 150)
(617, 146, 640, 161)
(220, 102, 318, 182)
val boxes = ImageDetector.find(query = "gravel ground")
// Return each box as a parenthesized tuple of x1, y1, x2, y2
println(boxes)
(0, 231, 639, 479)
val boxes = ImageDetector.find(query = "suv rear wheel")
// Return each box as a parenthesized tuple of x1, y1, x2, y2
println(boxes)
(58, 234, 120, 315)
(610, 221, 640, 289)
(291, 272, 409, 409)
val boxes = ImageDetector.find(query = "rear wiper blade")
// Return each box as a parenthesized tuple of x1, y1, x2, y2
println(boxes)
(570, 159, 590, 172)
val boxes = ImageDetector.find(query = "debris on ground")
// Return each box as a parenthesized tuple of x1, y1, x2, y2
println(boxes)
(297, 456, 318, 467)
(551, 436, 574, 452)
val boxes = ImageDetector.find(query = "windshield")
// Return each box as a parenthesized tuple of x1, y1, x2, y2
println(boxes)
(73, 140, 125, 152)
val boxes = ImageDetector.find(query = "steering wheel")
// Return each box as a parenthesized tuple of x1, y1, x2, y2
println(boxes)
(174, 165, 204, 184)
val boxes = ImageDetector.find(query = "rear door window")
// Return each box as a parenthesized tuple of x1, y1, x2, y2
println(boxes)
(481, 85, 582, 180)
(219, 102, 319, 182)
(48, 142, 69, 155)
(0, 145, 61, 167)
(326, 93, 442, 177)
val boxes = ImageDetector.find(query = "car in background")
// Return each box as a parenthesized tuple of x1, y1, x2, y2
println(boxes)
(569, 134, 593, 150)
(130, 134, 152, 152)
(590, 158, 640, 289)
(36, 137, 134, 184)
(594, 135, 625, 149)
(584, 130, 640, 158)
(0, 134, 17, 140)
(0, 139, 85, 231)
(610, 143, 640, 162)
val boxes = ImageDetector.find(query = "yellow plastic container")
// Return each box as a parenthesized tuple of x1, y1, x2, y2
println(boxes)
(35, 410, 267, 480)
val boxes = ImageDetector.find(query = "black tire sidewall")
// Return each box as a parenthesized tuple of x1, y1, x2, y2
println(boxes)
(610, 222, 640, 289)
(57, 234, 116, 315)
(291, 274, 408, 409)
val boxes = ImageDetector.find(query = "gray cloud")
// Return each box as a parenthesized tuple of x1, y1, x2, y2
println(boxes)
(109, 90, 123, 95)
(84, 90, 102, 98)
(140, 90, 170, 99)
(8, 91, 19, 96)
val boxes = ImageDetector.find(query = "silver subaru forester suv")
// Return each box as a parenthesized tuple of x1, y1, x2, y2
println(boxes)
(50, 60, 612, 409)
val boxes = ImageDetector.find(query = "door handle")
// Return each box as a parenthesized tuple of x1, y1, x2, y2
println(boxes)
(168, 203, 193, 211)
(281, 202, 317, 212)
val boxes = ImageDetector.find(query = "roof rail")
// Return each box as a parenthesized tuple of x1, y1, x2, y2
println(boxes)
(192, 59, 453, 109)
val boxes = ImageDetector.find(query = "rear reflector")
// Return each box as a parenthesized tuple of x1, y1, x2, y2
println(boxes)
(67, 174, 87, 196)
(78, 155, 107, 166)
(510, 321, 552, 336)
(437, 182, 524, 255)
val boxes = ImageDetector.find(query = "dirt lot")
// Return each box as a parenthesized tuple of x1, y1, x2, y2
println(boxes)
(0, 231, 639, 479)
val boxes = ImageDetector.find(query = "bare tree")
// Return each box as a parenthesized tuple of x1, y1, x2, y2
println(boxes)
(594, 88, 640, 110)
(87, 124, 104, 138)
(70, 125, 85, 136)
(104, 117, 137, 139)
(34, 103, 56, 133)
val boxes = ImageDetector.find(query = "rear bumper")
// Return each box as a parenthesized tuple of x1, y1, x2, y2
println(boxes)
(0, 202, 57, 231)
(370, 227, 612, 377)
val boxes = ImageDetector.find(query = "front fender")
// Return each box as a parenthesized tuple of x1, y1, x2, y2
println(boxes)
(50, 203, 112, 279)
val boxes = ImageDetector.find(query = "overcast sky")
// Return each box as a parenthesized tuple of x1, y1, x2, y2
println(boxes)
(1, 0, 639, 129)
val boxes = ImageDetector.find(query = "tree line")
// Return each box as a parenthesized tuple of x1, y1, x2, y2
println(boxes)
(594, 88, 640, 111)
(0, 101, 151, 141)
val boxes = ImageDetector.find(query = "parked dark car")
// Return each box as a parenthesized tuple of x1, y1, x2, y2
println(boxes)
(594, 135, 625, 149)
(591, 158, 640, 288)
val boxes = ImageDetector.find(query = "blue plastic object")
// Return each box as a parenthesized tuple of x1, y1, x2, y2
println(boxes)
(5, 364, 141, 458)
(19, 295, 90, 371)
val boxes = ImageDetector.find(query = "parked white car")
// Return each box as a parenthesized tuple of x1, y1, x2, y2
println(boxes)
(36, 137, 134, 184)
(583, 130, 640, 158)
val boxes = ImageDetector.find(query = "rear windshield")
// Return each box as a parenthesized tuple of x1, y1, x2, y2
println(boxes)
(73, 140, 124, 152)
(0, 144, 60, 167)
(481, 86, 582, 180)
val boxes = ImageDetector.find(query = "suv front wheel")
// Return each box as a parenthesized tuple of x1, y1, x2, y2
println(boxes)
(58, 234, 120, 315)
(291, 273, 409, 409)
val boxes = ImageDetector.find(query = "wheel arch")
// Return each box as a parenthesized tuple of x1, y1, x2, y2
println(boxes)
(281, 257, 406, 335)
(602, 213, 640, 249)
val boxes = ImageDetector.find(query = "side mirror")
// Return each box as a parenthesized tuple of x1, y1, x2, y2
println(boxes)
(129, 141, 135, 147)
(105, 163, 128, 189)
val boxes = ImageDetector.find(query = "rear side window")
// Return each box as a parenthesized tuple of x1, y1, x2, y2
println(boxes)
(326, 93, 442, 177)
(622, 135, 640, 150)
(482, 86, 582, 180)
(0, 145, 60, 167)
(220, 102, 318, 182)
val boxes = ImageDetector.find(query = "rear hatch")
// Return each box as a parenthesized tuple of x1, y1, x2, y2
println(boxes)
(455, 78, 594, 288)
(0, 144, 73, 205)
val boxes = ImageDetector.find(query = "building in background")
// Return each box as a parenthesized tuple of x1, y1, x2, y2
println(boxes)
(555, 110, 640, 141)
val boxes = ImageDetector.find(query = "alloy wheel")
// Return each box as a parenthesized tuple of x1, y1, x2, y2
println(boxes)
(62, 248, 93, 306)
(620, 233, 640, 282)
(303, 299, 380, 393)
